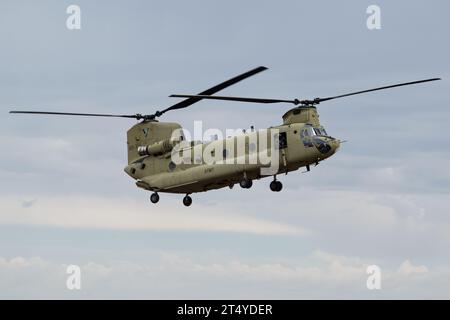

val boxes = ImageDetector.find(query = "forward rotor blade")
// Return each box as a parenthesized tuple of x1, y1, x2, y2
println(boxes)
(315, 78, 442, 104)
(158, 66, 268, 116)
(9, 111, 143, 119)
(170, 77, 442, 108)
(170, 94, 297, 105)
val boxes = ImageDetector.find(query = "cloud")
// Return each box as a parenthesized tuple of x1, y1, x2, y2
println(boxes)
(0, 195, 306, 236)
(21, 199, 37, 208)
(1, 253, 449, 299)
(397, 260, 428, 276)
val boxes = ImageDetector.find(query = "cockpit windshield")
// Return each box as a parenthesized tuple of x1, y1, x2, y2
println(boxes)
(302, 126, 328, 137)
(313, 127, 328, 136)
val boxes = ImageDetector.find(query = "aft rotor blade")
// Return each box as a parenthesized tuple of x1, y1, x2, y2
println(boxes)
(9, 111, 143, 119)
(158, 66, 268, 115)
(315, 78, 442, 104)
(170, 94, 298, 105)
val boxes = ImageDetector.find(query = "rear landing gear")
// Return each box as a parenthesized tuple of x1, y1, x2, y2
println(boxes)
(183, 195, 192, 207)
(270, 180, 282, 192)
(239, 178, 253, 189)
(150, 192, 160, 204)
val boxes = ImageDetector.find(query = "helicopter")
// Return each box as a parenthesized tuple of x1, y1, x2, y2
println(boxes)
(10, 66, 440, 206)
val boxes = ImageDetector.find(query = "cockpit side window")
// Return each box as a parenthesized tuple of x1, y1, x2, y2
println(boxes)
(301, 129, 308, 138)
(300, 127, 314, 148)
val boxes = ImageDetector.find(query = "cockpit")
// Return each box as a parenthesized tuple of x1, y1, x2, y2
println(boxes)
(300, 125, 337, 155)
(301, 126, 328, 138)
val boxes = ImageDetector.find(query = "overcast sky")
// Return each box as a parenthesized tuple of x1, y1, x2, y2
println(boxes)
(1, 0, 449, 299)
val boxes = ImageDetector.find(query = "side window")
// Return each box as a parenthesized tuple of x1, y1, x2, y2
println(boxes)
(278, 132, 287, 149)
(301, 129, 309, 138)
(168, 161, 176, 171)
(301, 128, 314, 148)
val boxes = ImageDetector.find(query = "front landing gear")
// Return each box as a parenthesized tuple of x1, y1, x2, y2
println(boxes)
(270, 179, 282, 192)
(183, 194, 192, 207)
(150, 192, 160, 204)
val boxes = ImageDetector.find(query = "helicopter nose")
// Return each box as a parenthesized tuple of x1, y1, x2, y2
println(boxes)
(329, 138, 341, 154)
(313, 136, 340, 156)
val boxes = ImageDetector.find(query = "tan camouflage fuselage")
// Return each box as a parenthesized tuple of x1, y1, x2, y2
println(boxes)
(124, 107, 340, 194)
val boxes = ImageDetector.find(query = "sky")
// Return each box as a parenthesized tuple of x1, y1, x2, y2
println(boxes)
(0, 0, 449, 299)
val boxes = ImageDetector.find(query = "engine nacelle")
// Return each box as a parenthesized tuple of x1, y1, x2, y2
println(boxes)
(137, 139, 174, 156)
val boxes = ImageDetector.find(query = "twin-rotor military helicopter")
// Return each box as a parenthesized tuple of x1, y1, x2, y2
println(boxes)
(10, 67, 440, 206)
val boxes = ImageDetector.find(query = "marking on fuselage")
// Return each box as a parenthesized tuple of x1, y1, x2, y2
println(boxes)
(204, 167, 214, 174)
(142, 128, 149, 137)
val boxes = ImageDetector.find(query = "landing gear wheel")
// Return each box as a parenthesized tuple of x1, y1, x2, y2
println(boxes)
(150, 192, 160, 204)
(183, 195, 192, 207)
(270, 181, 278, 192)
(270, 181, 283, 192)
(275, 181, 282, 192)
(239, 179, 253, 189)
